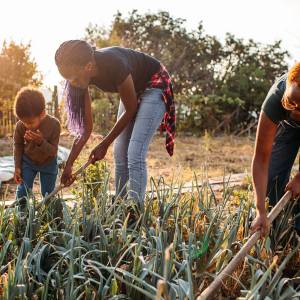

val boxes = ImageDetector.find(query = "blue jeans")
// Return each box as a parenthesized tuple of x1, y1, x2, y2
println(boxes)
(267, 121, 300, 232)
(113, 88, 166, 205)
(16, 155, 58, 201)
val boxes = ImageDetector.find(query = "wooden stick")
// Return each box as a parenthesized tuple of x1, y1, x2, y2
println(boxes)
(8, 159, 93, 210)
(36, 159, 92, 209)
(197, 190, 292, 300)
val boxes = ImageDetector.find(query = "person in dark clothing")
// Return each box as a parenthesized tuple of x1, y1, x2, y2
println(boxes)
(54, 40, 175, 206)
(251, 62, 300, 237)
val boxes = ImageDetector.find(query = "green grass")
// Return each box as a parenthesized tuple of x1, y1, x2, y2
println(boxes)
(0, 163, 300, 300)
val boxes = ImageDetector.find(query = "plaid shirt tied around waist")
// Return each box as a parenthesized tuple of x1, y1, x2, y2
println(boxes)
(146, 64, 175, 156)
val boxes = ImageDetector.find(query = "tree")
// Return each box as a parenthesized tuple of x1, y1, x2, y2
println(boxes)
(86, 10, 222, 95)
(84, 11, 289, 134)
(214, 34, 289, 129)
(0, 41, 42, 103)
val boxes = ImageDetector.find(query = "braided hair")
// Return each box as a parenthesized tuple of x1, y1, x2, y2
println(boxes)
(55, 40, 95, 135)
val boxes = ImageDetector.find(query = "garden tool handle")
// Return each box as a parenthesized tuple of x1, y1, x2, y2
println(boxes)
(198, 190, 292, 300)
(72, 158, 93, 177)
(37, 158, 93, 208)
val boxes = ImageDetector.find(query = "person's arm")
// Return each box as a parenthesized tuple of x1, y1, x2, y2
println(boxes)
(251, 112, 277, 236)
(89, 74, 138, 162)
(61, 89, 93, 185)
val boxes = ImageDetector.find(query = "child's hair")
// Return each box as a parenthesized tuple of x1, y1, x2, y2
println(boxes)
(55, 40, 95, 136)
(14, 87, 45, 119)
(282, 62, 300, 110)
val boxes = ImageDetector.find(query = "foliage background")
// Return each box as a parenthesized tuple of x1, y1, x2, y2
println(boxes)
(0, 11, 289, 135)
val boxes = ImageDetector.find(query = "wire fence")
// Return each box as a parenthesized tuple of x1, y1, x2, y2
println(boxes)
(0, 107, 16, 136)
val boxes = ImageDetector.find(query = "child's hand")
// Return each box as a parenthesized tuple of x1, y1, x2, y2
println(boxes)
(14, 168, 23, 184)
(24, 130, 44, 145)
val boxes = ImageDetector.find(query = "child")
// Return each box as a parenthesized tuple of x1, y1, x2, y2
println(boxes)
(13, 87, 61, 208)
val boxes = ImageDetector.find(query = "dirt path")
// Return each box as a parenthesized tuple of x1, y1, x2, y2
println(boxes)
(2, 172, 250, 207)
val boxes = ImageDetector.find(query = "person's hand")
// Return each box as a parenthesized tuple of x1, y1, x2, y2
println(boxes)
(285, 173, 300, 198)
(61, 165, 75, 187)
(24, 130, 32, 143)
(14, 168, 23, 184)
(89, 142, 109, 163)
(250, 212, 270, 238)
(24, 130, 44, 145)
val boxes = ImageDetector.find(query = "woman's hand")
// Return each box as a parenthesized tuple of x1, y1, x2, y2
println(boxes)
(89, 142, 109, 163)
(87, 74, 137, 165)
(61, 164, 75, 187)
(250, 211, 270, 238)
(285, 173, 300, 198)
(14, 168, 23, 184)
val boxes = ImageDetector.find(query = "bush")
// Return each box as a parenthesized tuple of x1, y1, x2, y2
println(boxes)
(91, 98, 118, 134)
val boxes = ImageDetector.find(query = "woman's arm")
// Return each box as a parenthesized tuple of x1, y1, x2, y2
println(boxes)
(251, 112, 277, 236)
(89, 74, 138, 162)
(61, 89, 93, 185)
(252, 112, 277, 213)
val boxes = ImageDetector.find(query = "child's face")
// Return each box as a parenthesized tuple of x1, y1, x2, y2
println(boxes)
(20, 111, 46, 131)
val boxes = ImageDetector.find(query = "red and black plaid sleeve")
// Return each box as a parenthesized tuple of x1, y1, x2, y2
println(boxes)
(147, 65, 176, 156)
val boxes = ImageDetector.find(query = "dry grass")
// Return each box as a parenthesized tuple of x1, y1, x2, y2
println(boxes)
(0, 133, 254, 199)
(1, 134, 300, 299)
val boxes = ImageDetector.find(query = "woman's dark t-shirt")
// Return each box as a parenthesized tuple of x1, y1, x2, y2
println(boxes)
(261, 73, 288, 124)
(90, 47, 161, 93)
(261, 73, 300, 128)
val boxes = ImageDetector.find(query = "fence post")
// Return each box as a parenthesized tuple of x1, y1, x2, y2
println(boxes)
(52, 85, 60, 120)
(0, 101, 14, 136)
